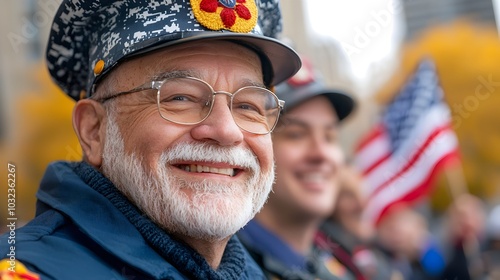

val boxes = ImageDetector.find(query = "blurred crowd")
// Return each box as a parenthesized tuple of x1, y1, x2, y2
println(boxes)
(318, 164, 500, 280)
(235, 55, 500, 280)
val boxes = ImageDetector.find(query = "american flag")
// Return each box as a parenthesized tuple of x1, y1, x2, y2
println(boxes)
(354, 59, 460, 224)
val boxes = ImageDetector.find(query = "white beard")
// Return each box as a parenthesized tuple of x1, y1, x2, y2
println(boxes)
(101, 115, 274, 241)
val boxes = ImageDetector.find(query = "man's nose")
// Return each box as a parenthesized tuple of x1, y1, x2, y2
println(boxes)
(190, 94, 244, 146)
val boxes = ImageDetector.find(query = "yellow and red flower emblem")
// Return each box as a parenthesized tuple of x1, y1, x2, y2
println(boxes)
(191, 0, 258, 33)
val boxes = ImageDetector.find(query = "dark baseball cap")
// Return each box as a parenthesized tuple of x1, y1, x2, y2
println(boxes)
(274, 57, 355, 121)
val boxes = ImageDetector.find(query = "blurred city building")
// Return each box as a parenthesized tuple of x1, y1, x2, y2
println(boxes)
(280, 1, 388, 159)
(403, 0, 497, 40)
(0, 1, 56, 141)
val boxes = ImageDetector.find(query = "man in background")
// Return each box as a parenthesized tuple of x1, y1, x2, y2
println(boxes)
(238, 57, 358, 279)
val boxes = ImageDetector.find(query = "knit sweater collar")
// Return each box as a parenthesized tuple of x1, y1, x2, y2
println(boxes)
(71, 161, 246, 279)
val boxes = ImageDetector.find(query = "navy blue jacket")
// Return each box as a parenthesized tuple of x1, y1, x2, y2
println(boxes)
(0, 161, 264, 280)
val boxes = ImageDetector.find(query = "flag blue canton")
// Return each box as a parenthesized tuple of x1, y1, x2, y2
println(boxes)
(383, 59, 444, 152)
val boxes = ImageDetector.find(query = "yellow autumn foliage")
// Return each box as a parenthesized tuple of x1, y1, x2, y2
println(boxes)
(2, 63, 82, 224)
(375, 20, 500, 210)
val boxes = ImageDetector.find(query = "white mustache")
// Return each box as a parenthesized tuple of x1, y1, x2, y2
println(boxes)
(160, 142, 260, 170)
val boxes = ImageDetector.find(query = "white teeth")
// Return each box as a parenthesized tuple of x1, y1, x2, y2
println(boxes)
(209, 167, 218, 173)
(182, 164, 235, 176)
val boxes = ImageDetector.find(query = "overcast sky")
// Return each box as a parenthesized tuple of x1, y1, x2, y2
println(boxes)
(305, 0, 406, 92)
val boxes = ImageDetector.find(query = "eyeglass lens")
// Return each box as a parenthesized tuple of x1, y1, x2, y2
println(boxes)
(156, 77, 280, 134)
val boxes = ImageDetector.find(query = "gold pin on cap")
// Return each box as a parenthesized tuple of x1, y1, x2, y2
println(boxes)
(93, 59, 105, 76)
(79, 90, 87, 100)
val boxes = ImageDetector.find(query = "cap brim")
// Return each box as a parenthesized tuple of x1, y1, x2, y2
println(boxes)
(279, 83, 356, 121)
(323, 90, 356, 121)
(292, 90, 355, 121)
(121, 32, 301, 87)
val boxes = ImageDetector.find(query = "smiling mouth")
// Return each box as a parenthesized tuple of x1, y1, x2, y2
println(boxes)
(176, 164, 237, 177)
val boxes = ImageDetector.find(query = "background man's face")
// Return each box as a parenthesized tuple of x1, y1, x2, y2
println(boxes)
(271, 96, 344, 219)
(99, 40, 275, 240)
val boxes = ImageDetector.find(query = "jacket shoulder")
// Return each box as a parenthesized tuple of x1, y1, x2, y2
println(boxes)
(0, 210, 139, 280)
(1, 209, 65, 246)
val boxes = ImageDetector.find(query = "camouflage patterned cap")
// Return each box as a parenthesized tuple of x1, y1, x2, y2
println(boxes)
(46, 0, 301, 101)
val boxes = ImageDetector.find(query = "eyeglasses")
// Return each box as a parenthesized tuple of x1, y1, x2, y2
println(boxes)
(94, 76, 285, 135)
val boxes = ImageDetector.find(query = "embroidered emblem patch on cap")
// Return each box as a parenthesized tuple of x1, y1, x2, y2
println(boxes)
(191, 0, 257, 32)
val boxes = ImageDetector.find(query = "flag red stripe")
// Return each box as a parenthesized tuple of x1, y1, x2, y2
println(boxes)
(362, 130, 459, 223)
(369, 123, 452, 197)
(374, 151, 460, 225)
(362, 152, 391, 176)
(355, 124, 384, 152)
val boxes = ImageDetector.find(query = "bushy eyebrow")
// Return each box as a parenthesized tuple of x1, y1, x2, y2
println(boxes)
(243, 79, 266, 88)
(152, 70, 198, 80)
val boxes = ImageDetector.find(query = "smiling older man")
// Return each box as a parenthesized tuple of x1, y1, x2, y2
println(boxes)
(0, 0, 300, 279)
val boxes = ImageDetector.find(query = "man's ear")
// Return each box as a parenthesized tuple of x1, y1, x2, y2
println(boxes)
(73, 100, 107, 168)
